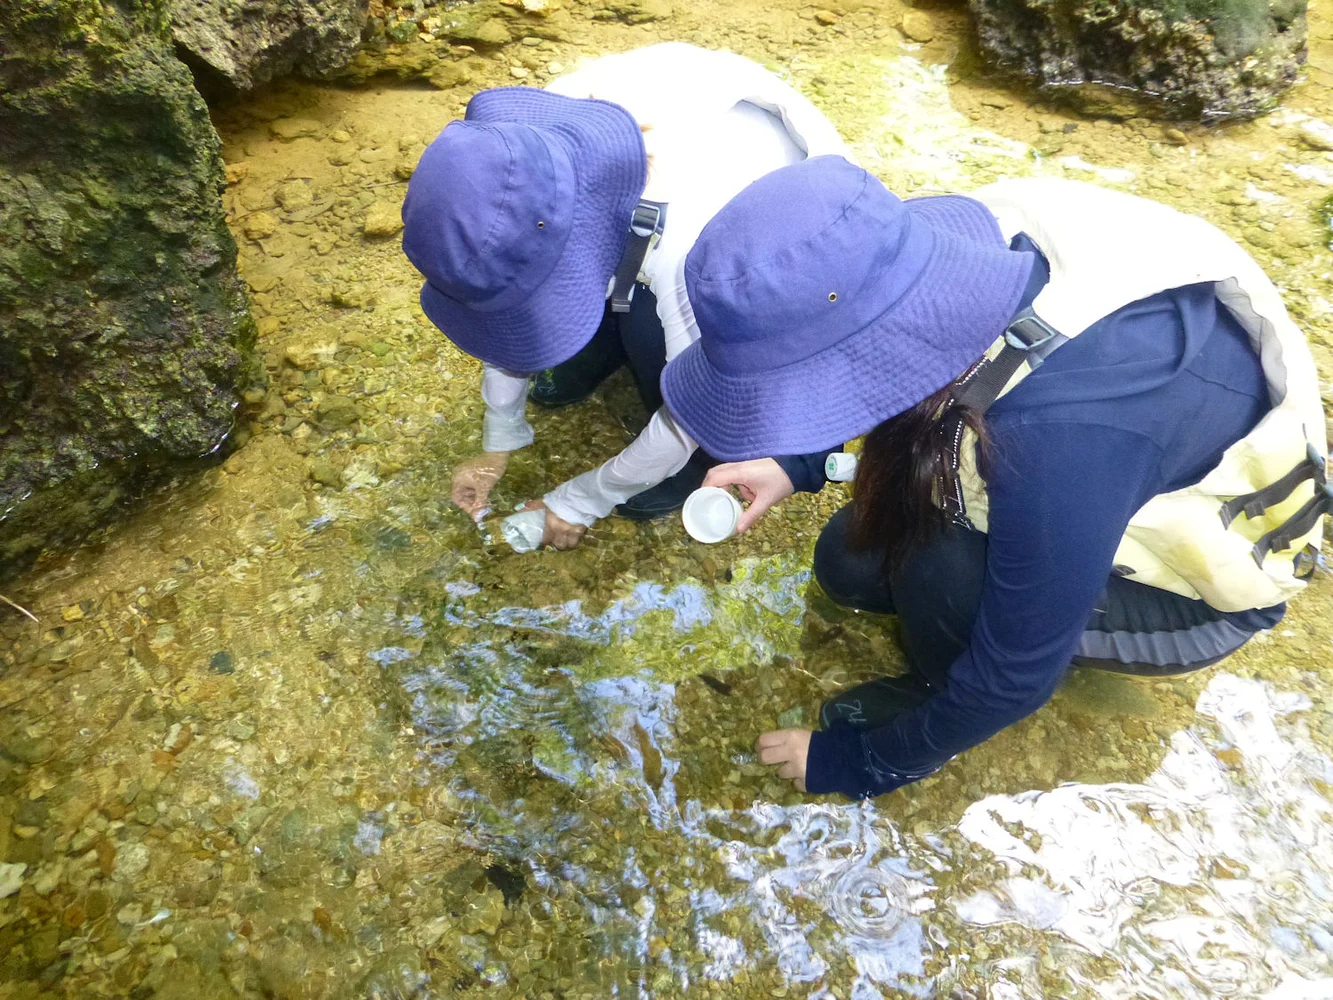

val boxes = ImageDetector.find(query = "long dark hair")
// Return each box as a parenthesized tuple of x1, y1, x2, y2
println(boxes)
(849, 384, 992, 571)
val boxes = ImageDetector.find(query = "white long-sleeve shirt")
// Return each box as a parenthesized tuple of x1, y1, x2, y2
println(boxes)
(478, 44, 849, 526)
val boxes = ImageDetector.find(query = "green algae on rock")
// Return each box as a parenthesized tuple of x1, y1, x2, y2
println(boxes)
(968, 0, 1308, 120)
(0, 0, 256, 574)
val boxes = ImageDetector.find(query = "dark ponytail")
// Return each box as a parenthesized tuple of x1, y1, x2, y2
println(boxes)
(849, 385, 992, 571)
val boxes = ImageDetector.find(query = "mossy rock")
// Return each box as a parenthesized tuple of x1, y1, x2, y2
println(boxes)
(171, 0, 370, 96)
(968, 0, 1307, 120)
(0, 0, 257, 575)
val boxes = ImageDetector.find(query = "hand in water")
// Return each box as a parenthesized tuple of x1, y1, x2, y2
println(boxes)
(703, 458, 794, 533)
(451, 451, 509, 521)
(756, 729, 811, 792)
(522, 499, 588, 551)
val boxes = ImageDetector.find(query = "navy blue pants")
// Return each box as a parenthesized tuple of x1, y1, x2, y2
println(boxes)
(813, 504, 1268, 684)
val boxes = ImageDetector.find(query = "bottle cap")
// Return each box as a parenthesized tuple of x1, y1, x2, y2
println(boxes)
(825, 452, 858, 482)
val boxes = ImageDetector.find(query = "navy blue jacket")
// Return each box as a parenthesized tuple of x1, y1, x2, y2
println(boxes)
(804, 247, 1281, 798)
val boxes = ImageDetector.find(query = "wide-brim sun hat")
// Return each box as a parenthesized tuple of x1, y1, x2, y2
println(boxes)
(401, 87, 647, 375)
(660, 155, 1036, 461)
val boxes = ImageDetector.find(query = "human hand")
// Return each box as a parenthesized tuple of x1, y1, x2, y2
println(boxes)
(451, 451, 509, 521)
(522, 499, 588, 551)
(703, 458, 794, 533)
(756, 729, 812, 792)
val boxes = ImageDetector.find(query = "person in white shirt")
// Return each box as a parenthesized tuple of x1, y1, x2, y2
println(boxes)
(401, 43, 848, 548)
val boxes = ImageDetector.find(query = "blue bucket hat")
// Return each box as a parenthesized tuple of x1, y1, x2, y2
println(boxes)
(661, 155, 1035, 461)
(402, 88, 647, 375)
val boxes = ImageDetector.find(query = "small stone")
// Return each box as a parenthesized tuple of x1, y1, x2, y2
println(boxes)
(394, 157, 417, 180)
(209, 650, 235, 674)
(363, 202, 404, 239)
(468, 18, 513, 46)
(510, 65, 531, 79)
(522, 35, 543, 46)
(284, 339, 336, 369)
(900, 11, 935, 42)
(331, 284, 375, 309)
(31, 862, 61, 896)
(15, 799, 48, 827)
(368, 341, 392, 357)
(980, 94, 1012, 110)
(60, 604, 85, 622)
(418, 915, 452, 948)
(309, 459, 345, 489)
(1298, 120, 1333, 152)
(3, 736, 52, 764)
(229, 806, 271, 846)
(386, 16, 419, 42)
(48, 636, 83, 662)
(429, 62, 474, 90)
(776, 706, 806, 729)
(1163, 127, 1188, 145)
(112, 842, 150, 883)
(315, 395, 363, 431)
(460, 886, 506, 935)
(0, 863, 24, 899)
(244, 212, 278, 241)
(813, 9, 839, 24)
(224, 717, 257, 741)
(274, 180, 314, 211)
(269, 118, 322, 141)
(330, 129, 352, 143)
(1215, 747, 1243, 768)
(116, 903, 143, 925)
(547, 61, 564, 75)
(224, 162, 249, 185)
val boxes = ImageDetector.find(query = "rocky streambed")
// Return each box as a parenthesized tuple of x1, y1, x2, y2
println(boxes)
(2, 0, 1333, 998)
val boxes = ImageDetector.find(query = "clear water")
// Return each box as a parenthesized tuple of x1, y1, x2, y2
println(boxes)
(3, 2, 1333, 997)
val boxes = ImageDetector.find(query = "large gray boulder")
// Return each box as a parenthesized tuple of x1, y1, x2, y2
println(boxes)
(172, 0, 371, 93)
(968, 0, 1307, 120)
(0, 0, 256, 574)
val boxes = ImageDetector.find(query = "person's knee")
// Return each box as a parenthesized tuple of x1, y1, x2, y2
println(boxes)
(812, 507, 853, 598)
(813, 507, 893, 614)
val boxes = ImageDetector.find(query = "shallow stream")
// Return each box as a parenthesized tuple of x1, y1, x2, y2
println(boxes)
(4, 0, 1333, 997)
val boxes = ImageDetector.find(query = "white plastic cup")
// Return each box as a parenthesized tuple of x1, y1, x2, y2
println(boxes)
(681, 487, 742, 544)
(825, 452, 858, 482)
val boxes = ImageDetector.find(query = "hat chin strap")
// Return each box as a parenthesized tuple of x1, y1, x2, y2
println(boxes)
(610, 200, 667, 313)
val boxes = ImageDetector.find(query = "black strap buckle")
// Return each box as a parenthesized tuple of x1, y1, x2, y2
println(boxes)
(611, 200, 666, 314)
(629, 202, 662, 239)
(1003, 308, 1063, 357)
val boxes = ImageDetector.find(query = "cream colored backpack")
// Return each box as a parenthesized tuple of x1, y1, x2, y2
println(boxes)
(946, 178, 1326, 613)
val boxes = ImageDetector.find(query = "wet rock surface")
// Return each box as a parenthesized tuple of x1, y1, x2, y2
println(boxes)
(0, 0, 256, 575)
(969, 0, 1308, 120)
(172, 0, 371, 94)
